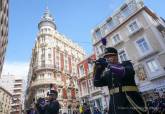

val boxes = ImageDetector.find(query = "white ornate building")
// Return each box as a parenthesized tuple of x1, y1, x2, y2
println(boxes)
(25, 8, 86, 113)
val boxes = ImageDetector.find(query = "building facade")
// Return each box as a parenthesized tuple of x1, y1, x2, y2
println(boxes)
(92, 0, 165, 99)
(0, 74, 14, 93)
(11, 79, 23, 114)
(0, 74, 24, 114)
(77, 54, 109, 112)
(25, 8, 86, 113)
(0, 86, 12, 114)
(0, 0, 9, 77)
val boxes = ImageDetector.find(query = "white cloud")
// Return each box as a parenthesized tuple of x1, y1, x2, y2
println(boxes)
(2, 61, 29, 79)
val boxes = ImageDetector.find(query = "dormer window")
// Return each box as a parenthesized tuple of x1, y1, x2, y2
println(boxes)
(95, 29, 102, 39)
(107, 18, 115, 30)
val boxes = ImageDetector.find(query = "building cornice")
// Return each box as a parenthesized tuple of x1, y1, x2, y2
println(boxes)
(93, 6, 158, 46)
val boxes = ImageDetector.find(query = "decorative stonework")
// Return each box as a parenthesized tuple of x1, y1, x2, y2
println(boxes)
(135, 64, 147, 81)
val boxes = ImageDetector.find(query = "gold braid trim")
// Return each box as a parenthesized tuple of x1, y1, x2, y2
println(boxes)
(125, 92, 149, 114)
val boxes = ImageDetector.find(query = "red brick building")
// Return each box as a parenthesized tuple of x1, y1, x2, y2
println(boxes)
(77, 54, 109, 111)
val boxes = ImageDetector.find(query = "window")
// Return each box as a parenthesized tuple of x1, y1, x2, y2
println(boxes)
(88, 63, 93, 73)
(147, 59, 159, 73)
(48, 48, 51, 58)
(48, 73, 51, 79)
(39, 74, 44, 79)
(119, 50, 128, 62)
(41, 60, 45, 66)
(88, 79, 92, 91)
(101, 24, 109, 36)
(107, 18, 115, 30)
(112, 34, 121, 45)
(136, 38, 150, 54)
(48, 53, 51, 58)
(128, 21, 140, 33)
(95, 29, 102, 39)
(64, 55, 68, 72)
(82, 81, 87, 93)
(45, 28, 47, 32)
(95, 47, 99, 55)
(41, 48, 45, 53)
(121, 4, 130, 17)
(48, 28, 51, 33)
(100, 45, 104, 53)
(79, 65, 84, 76)
(41, 37, 45, 43)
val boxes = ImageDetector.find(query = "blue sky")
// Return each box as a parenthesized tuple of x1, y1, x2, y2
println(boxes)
(6, 0, 165, 63)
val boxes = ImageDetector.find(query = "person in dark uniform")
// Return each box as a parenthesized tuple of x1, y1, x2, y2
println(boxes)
(160, 92, 165, 114)
(146, 96, 154, 114)
(83, 103, 91, 114)
(93, 47, 148, 114)
(45, 90, 61, 114)
(36, 97, 46, 114)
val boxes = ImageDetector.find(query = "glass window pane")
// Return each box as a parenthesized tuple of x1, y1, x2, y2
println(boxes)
(107, 19, 115, 30)
(129, 21, 139, 32)
(136, 38, 150, 53)
(95, 29, 102, 39)
(147, 60, 159, 73)
(119, 50, 127, 61)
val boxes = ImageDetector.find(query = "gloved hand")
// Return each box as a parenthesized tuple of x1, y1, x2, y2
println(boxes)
(95, 58, 108, 68)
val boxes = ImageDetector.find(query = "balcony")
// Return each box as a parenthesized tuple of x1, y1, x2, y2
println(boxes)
(30, 79, 64, 88)
(14, 87, 22, 90)
(128, 27, 143, 37)
(78, 73, 86, 80)
(137, 50, 159, 62)
(149, 72, 165, 81)
(33, 64, 55, 72)
(13, 93, 21, 96)
(14, 81, 22, 85)
(40, 42, 47, 47)
(11, 103, 20, 107)
(112, 40, 124, 47)
(90, 87, 102, 95)
(80, 92, 89, 98)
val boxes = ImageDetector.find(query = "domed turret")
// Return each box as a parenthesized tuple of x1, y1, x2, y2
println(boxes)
(38, 7, 56, 30)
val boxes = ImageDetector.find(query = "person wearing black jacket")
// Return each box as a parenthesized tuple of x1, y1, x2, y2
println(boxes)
(36, 97, 46, 114)
(83, 103, 91, 114)
(93, 47, 148, 114)
(45, 90, 61, 114)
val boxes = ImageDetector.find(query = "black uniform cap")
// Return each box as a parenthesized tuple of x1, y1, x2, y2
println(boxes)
(103, 47, 118, 57)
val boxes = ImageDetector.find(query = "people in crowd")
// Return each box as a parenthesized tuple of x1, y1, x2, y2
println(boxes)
(45, 90, 61, 114)
(146, 91, 165, 114)
(83, 103, 91, 114)
(94, 107, 101, 114)
(103, 107, 108, 114)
